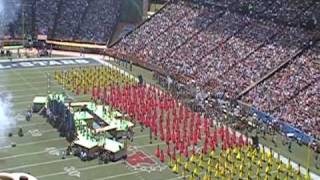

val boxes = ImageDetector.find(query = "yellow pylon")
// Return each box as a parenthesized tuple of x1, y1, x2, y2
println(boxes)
(207, 158, 212, 166)
(199, 159, 206, 169)
(188, 174, 196, 180)
(190, 154, 197, 163)
(184, 161, 191, 172)
(214, 169, 219, 177)
(209, 150, 215, 158)
(265, 164, 271, 176)
(304, 169, 311, 180)
(239, 171, 244, 178)
(236, 151, 241, 161)
(177, 153, 184, 165)
(207, 164, 213, 174)
(202, 171, 210, 180)
(172, 162, 179, 174)
(200, 153, 204, 161)
(193, 166, 200, 177)
(168, 157, 174, 168)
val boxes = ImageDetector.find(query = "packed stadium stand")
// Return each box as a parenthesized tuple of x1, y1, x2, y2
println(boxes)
(111, 0, 320, 141)
(2, 0, 320, 141)
(5, 0, 121, 43)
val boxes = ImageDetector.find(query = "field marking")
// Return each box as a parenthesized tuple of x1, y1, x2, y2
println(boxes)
(133, 134, 149, 139)
(0, 81, 54, 92)
(12, 69, 38, 92)
(0, 129, 56, 139)
(93, 171, 140, 180)
(36, 161, 123, 179)
(0, 122, 47, 130)
(0, 157, 78, 172)
(8, 90, 87, 106)
(135, 142, 166, 148)
(0, 134, 148, 161)
(9, 88, 72, 100)
(11, 141, 165, 178)
(2, 84, 62, 94)
(0, 137, 64, 150)
(0, 133, 149, 160)
(0, 147, 65, 160)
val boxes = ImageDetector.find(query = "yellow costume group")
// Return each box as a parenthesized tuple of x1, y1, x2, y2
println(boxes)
(169, 145, 310, 180)
(54, 66, 137, 93)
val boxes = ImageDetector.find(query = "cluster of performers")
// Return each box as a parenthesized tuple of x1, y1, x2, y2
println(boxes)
(50, 66, 314, 179)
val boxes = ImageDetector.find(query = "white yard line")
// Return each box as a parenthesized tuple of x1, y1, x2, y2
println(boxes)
(135, 142, 166, 149)
(0, 137, 64, 150)
(0, 129, 56, 139)
(5, 141, 165, 178)
(37, 161, 122, 179)
(93, 171, 140, 180)
(0, 80, 49, 88)
(0, 147, 65, 160)
(0, 133, 148, 159)
(35, 143, 159, 179)
(0, 122, 47, 130)
(9, 89, 87, 100)
(0, 157, 78, 172)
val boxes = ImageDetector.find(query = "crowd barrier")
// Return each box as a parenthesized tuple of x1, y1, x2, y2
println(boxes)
(250, 107, 314, 144)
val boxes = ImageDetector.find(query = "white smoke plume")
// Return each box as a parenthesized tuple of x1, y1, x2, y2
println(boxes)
(0, 92, 15, 145)
(0, 0, 21, 38)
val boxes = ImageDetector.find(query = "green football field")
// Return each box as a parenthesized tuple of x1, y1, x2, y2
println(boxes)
(0, 64, 180, 180)
(0, 58, 319, 180)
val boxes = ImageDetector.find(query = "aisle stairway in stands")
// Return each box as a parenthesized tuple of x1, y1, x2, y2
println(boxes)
(51, 0, 64, 38)
(158, 10, 225, 63)
(73, 0, 92, 41)
(133, 5, 192, 55)
(30, 0, 37, 37)
(237, 38, 320, 100)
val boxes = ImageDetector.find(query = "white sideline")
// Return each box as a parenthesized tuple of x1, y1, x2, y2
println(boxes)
(0, 56, 80, 63)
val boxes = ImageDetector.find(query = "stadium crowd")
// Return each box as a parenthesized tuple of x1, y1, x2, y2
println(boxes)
(76, 0, 120, 42)
(5, 0, 121, 43)
(54, 0, 89, 40)
(112, 1, 320, 138)
(244, 46, 320, 137)
(36, 0, 59, 35)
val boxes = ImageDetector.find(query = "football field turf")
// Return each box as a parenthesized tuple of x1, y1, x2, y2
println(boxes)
(0, 63, 179, 180)
(0, 57, 319, 180)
